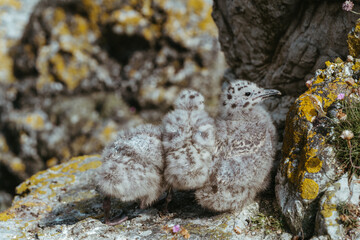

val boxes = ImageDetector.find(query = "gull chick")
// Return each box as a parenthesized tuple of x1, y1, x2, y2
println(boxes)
(96, 124, 165, 225)
(195, 80, 280, 212)
(162, 89, 216, 191)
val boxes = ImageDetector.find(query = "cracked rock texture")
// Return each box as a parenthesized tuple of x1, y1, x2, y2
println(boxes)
(212, 0, 357, 96)
(0, 155, 293, 240)
(0, 0, 226, 204)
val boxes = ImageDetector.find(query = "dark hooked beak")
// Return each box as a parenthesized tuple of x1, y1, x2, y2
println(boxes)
(259, 89, 281, 99)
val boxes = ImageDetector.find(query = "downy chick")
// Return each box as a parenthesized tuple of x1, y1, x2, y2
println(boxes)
(97, 124, 165, 225)
(195, 80, 280, 212)
(162, 89, 215, 191)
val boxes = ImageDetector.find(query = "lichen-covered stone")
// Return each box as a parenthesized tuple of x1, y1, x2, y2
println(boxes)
(0, 0, 40, 84)
(0, 0, 225, 197)
(348, 19, 360, 58)
(275, 57, 358, 237)
(11, 0, 225, 112)
(0, 155, 292, 240)
(315, 174, 360, 240)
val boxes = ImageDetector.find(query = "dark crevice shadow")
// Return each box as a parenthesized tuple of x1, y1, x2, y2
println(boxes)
(39, 190, 221, 228)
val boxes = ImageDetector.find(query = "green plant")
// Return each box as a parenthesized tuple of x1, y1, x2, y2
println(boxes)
(248, 212, 286, 235)
(332, 98, 360, 177)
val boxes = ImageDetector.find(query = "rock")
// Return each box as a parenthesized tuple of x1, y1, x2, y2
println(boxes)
(211, 0, 357, 96)
(275, 31, 360, 237)
(316, 174, 360, 240)
(0, 0, 40, 84)
(275, 18, 360, 239)
(0, 191, 12, 212)
(0, 155, 292, 239)
(0, 0, 225, 196)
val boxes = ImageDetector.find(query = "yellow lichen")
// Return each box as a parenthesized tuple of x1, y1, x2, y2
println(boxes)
(0, 0, 21, 9)
(101, 123, 117, 143)
(46, 157, 58, 168)
(305, 157, 322, 173)
(300, 178, 319, 200)
(0, 210, 15, 221)
(297, 95, 318, 122)
(50, 53, 89, 91)
(348, 20, 360, 58)
(0, 134, 9, 152)
(10, 160, 26, 173)
(24, 113, 45, 130)
(321, 200, 336, 218)
(53, 7, 66, 24)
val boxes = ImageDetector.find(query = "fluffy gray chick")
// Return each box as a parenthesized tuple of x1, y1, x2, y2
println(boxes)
(97, 124, 165, 224)
(162, 89, 216, 190)
(195, 80, 280, 212)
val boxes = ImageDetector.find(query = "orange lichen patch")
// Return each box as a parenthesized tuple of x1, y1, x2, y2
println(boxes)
(300, 178, 319, 200)
(24, 113, 45, 130)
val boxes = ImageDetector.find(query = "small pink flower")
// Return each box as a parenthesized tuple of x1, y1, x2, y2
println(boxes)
(172, 224, 180, 233)
(343, 0, 354, 11)
(337, 93, 345, 100)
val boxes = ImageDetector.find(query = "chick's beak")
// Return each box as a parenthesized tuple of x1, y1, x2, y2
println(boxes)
(260, 89, 281, 99)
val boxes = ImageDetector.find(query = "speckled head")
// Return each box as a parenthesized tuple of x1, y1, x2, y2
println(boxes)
(220, 80, 281, 118)
(174, 89, 205, 110)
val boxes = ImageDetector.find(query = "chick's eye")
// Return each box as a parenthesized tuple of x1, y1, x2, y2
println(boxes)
(245, 92, 251, 96)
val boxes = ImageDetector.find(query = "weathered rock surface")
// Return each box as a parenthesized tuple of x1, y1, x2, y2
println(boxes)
(316, 174, 360, 240)
(212, 0, 357, 96)
(276, 32, 360, 238)
(0, 155, 293, 240)
(0, 0, 225, 198)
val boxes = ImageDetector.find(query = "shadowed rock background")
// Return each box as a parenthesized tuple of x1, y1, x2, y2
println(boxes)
(0, 0, 225, 207)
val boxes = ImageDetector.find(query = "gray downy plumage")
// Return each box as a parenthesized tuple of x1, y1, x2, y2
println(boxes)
(162, 89, 216, 191)
(195, 79, 280, 212)
(96, 124, 166, 221)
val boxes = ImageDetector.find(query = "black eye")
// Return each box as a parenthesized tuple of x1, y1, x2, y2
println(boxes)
(245, 92, 251, 96)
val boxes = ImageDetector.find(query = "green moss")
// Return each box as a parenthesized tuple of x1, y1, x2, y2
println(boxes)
(248, 214, 285, 235)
